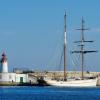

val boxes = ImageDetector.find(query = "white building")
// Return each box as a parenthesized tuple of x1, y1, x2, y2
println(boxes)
(0, 53, 29, 83)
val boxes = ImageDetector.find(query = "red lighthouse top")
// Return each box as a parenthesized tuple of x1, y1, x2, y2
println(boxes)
(1, 52, 7, 63)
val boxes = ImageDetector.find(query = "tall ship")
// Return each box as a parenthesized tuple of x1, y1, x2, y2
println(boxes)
(44, 12, 98, 87)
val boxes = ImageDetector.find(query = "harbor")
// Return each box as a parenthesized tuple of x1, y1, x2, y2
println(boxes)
(0, 52, 99, 86)
(0, 0, 100, 100)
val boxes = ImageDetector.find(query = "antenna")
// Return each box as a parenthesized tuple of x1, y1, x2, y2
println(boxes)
(72, 17, 97, 80)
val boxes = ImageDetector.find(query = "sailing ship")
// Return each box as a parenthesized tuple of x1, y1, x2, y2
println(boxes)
(44, 12, 98, 87)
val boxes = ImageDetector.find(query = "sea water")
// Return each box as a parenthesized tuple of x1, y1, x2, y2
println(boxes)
(0, 86, 100, 100)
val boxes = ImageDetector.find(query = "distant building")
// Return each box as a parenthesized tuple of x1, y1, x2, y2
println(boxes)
(0, 53, 28, 83)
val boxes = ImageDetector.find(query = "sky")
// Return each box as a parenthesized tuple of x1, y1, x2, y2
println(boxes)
(0, 0, 100, 72)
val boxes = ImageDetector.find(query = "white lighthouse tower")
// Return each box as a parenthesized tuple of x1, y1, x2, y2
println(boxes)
(1, 53, 8, 73)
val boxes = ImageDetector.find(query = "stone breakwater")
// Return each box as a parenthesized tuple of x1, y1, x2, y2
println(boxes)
(28, 71, 100, 79)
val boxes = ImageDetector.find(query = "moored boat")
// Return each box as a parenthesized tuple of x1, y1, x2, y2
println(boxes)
(43, 12, 98, 87)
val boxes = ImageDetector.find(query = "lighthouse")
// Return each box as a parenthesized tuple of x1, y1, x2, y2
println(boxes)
(0, 52, 29, 84)
(0, 53, 8, 73)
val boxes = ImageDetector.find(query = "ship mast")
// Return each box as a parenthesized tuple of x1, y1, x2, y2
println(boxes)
(77, 18, 88, 80)
(64, 12, 67, 81)
(72, 18, 97, 80)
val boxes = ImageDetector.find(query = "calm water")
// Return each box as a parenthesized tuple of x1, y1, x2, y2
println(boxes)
(0, 86, 100, 100)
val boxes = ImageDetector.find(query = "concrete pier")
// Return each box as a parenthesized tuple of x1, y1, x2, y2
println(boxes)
(96, 78, 100, 86)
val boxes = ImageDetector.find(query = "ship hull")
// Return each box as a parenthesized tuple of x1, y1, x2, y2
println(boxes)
(45, 79, 97, 87)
